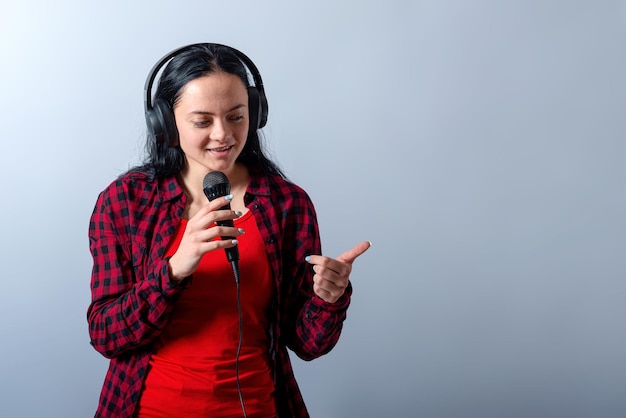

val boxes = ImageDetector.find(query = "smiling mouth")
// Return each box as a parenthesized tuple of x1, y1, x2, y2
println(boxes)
(208, 145, 233, 152)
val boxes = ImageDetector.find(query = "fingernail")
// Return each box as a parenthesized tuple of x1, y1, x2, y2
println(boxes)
(234, 210, 243, 217)
(238, 228, 245, 234)
(368, 241, 373, 247)
(231, 239, 239, 245)
(305, 256, 311, 262)
(225, 194, 233, 201)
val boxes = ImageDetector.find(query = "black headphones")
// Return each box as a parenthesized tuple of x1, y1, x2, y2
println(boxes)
(144, 43, 268, 147)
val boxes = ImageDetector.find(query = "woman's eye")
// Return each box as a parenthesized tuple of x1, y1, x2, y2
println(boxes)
(193, 120, 211, 128)
(230, 115, 245, 122)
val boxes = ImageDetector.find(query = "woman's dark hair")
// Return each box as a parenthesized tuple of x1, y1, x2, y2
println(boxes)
(128, 44, 284, 179)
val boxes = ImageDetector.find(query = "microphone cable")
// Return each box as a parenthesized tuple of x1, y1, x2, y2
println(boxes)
(231, 260, 247, 418)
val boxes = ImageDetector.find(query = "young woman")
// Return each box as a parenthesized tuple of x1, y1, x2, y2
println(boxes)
(87, 43, 370, 417)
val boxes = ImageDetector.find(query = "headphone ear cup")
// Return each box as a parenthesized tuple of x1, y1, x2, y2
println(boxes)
(258, 89, 268, 129)
(146, 98, 179, 147)
(247, 86, 261, 134)
(248, 86, 268, 133)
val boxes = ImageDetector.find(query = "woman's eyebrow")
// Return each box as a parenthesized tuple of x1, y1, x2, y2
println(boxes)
(189, 103, 246, 115)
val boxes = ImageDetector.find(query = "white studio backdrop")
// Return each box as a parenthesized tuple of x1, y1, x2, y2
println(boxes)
(1, 1, 625, 417)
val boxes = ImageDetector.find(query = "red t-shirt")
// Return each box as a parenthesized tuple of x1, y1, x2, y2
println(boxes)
(136, 210, 276, 417)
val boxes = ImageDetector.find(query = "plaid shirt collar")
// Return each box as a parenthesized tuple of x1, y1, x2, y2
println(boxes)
(157, 168, 272, 203)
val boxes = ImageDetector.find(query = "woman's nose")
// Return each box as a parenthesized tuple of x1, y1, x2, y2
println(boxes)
(210, 119, 230, 141)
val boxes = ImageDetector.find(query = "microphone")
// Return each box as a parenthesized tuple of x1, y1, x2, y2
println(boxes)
(202, 171, 240, 264)
(203, 171, 246, 416)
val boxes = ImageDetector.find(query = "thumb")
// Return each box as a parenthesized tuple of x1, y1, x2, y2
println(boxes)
(336, 241, 372, 265)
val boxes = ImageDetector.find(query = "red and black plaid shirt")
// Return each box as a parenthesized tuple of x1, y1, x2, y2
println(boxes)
(87, 169, 351, 417)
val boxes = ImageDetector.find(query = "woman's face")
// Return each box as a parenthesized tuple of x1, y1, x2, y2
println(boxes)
(173, 72, 249, 177)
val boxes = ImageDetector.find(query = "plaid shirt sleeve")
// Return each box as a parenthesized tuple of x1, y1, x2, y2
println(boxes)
(261, 176, 352, 361)
(284, 193, 352, 361)
(87, 176, 186, 359)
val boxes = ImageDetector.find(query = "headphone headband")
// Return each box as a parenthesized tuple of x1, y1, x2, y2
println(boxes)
(144, 43, 268, 147)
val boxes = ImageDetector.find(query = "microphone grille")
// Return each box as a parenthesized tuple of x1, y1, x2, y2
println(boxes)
(202, 171, 231, 202)
(203, 171, 229, 189)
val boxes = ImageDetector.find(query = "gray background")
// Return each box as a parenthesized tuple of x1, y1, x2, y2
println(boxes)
(1, 1, 625, 417)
